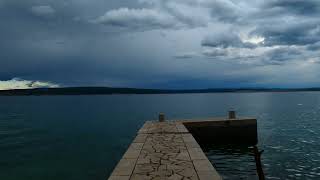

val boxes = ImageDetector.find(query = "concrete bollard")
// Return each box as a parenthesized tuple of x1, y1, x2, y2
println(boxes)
(159, 113, 165, 122)
(228, 110, 236, 119)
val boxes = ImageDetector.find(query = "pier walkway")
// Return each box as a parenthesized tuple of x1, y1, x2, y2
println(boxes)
(108, 121, 222, 180)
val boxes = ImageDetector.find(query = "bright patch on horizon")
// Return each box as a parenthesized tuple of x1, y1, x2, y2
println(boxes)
(0, 78, 59, 90)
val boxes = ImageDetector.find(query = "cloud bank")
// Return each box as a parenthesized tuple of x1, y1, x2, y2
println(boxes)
(0, 78, 59, 90)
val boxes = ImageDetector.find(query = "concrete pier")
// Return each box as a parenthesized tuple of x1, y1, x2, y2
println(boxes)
(108, 115, 257, 180)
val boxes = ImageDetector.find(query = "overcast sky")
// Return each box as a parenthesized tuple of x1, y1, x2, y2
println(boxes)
(0, 0, 320, 90)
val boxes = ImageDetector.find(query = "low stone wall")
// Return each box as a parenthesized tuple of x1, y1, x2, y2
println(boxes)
(183, 118, 257, 146)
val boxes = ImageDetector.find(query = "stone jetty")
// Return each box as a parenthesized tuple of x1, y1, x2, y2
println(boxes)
(108, 113, 257, 180)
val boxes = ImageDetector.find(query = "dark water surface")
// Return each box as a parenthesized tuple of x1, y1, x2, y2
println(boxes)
(0, 92, 320, 179)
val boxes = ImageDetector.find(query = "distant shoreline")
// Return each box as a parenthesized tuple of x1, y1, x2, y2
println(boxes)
(0, 87, 320, 96)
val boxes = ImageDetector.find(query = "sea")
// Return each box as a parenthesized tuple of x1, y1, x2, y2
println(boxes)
(0, 92, 320, 179)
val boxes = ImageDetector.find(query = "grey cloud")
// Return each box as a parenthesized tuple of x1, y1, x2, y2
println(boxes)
(248, 1, 320, 49)
(264, 0, 320, 15)
(202, 48, 228, 57)
(174, 52, 197, 59)
(93, 8, 181, 30)
(93, 0, 211, 30)
(204, 0, 244, 22)
(159, 1, 210, 28)
(91, 0, 256, 32)
(140, 0, 244, 23)
(201, 32, 257, 49)
(30, 5, 56, 18)
(307, 42, 320, 51)
(252, 20, 320, 46)
(201, 45, 311, 66)
(261, 46, 303, 65)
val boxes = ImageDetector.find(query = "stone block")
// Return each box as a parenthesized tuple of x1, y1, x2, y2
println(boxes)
(108, 175, 130, 180)
(188, 148, 207, 160)
(197, 170, 222, 180)
(133, 134, 148, 143)
(111, 158, 136, 176)
(193, 159, 215, 172)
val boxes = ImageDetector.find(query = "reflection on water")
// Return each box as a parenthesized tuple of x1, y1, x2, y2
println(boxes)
(204, 144, 258, 180)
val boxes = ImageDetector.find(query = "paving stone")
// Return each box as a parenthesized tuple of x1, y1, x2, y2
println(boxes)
(167, 173, 183, 180)
(197, 171, 222, 180)
(123, 149, 141, 159)
(138, 121, 153, 134)
(111, 158, 136, 176)
(134, 164, 155, 174)
(174, 161, 194, 168)
(181, 134, 197, 143)
(130, 174, 153, 180)
(167, 164, 185, 172)
(188, 148, 207, 160)
(176, 151, 191, 161)
(133, 134, 148, 143)
(150, 169, 173, 177)
(108, 175, 130, 180)
(193, 160, 215, 172)
(136, 157, 150, 164)
(185, 141, 201, 148)
(176, 167, 197, 178)
(175, 123, 189, 133)
(130, 143, 144, 150)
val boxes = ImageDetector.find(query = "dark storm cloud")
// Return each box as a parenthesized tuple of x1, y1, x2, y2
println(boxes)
(199, 0, 320, 68)
(204, 0, 245, 23)
(264, 0, 320, 15)
(0, 0, 143, 85)
(261, 46, 303, 65)
(251, 20, 320, 46)
(0, 0, 320, 89)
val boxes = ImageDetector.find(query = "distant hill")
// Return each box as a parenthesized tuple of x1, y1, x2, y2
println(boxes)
(0, 87, 320, 96)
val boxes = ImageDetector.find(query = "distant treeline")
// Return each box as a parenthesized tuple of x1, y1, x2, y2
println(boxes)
(0, 87, 320, 96)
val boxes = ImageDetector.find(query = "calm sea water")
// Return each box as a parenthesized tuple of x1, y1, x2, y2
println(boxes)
(0, 92, 320, 180)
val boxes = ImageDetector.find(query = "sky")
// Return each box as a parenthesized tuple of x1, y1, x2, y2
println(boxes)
(0, 0, 320, 90)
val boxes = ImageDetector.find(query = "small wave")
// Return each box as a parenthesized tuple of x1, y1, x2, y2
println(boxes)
(269, 146, 283, 149)
(285, 169, 302, 173)
(266, 176, 281, 179)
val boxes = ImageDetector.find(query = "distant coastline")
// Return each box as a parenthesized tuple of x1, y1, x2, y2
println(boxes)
(1, 87, 320, 96)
